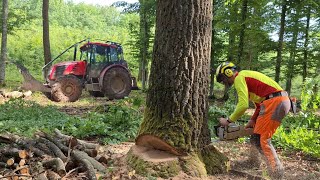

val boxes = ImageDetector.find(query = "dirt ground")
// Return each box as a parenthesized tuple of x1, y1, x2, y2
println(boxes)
(102, 140, 319, 180)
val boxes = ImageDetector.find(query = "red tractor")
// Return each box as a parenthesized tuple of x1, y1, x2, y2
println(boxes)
(41, 39, 138, 102)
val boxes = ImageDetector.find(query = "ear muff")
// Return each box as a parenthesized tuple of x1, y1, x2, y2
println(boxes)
(224, 68, 234, 77)
(220, 62, 235, 78)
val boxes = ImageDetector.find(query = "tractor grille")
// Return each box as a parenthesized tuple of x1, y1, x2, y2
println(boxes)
(55, 66, 66, 78)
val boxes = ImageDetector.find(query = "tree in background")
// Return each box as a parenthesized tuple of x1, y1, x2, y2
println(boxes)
(128, 0, 227, 178)
(0, 0, 8, 85)
(138, 0, 155, 90)
(237, 0, 248, 64)
(42, 0, 51, 65)
(275, 0, 287, 83)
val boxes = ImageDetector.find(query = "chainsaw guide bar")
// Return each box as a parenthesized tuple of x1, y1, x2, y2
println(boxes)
(215, 123, 254, 141)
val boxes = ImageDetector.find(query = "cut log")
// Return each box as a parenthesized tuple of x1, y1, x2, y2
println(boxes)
(6, 158, 15, 166)
(19, 150, 29, 159)
(54, 129, 98, 149)
(42, 158, 66, 177)
(19, 159, 27, 166)
(84, 149, 98, 158)
(12, 61, 51, 93)
(19, 167, 30, 175)
(35, 142, 54, 156)
(82, 159, 97, 180)
(38, 137, 67, 162)
(135, 134, 186, 156)
(2, 148, 25, 159)
(0, 162, 7, 168)
(0, 133, 46, 158)
(71, 150, 106, 173)
(94, 155, 108, 164)
(47, 170, 61, 180)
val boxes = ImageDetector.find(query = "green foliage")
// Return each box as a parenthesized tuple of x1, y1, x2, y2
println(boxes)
(301, 77, 320, 111)
(0, 98, 73, 136)
(0, 96, 144, 144)
(62, 98, 143, 144)
(273, 78, 320, 158)
(273, 125, 320, 157)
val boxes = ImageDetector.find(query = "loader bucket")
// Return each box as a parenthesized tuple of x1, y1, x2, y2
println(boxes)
(12, 61, 51, 93)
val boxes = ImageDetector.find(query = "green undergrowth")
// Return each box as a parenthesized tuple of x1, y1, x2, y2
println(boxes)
(0, 97, 144, 145)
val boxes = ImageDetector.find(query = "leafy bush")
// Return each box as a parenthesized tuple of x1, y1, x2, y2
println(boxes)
(301, 77, 320, 111)
(273, 125, 320, 157)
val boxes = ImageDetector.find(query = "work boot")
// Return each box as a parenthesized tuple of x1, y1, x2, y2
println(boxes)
(268, 165, 284, 180)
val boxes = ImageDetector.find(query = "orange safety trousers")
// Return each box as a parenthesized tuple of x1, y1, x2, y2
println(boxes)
(253, 96, 291, 170)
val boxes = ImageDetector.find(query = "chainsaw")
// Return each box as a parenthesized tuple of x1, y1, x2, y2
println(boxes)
(214, 123, 254, 141)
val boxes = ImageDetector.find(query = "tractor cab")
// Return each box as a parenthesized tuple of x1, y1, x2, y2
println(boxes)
(79, 42, 128, 80)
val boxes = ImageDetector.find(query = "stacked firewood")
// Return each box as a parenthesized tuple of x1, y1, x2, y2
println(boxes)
(0, 129, 108, 180)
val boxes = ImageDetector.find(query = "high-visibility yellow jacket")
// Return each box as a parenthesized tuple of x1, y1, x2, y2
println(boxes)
(229, 70, 283, 122)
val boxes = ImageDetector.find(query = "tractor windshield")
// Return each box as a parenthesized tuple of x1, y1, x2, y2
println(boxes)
(80, 44, 124, 64)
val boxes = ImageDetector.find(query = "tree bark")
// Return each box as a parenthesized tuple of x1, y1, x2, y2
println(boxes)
(43, 0, 51, 65)
(129, 0, 228, 178)
(0, 0, 8, 85)
(209, 0, 216, 98)
(139, 0, 148, 90)
(237, 0, 248, 64)
(302, 6, 311, 81)
(275, 0, 287, 83)
(227, 2, 238, 62)
(285, 6, 301, 95)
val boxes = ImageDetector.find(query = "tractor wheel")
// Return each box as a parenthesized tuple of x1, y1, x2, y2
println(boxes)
(88, 91, 105, 97)
(51, 75, 83, 102)
(102, 67, 132, 99)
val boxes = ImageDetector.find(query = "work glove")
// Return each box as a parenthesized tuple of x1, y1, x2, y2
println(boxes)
(219, 117, 230, 126)
(245, 119, 255, 129)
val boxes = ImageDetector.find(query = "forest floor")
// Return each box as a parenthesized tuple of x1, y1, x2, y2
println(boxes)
(54, 97, 319, 180)
(0, 91, 319, 179)
(100, 140, 320, 180)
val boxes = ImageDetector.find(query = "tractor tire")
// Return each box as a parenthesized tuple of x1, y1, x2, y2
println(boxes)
(88, 91, 105, 97)
(102, 67, 132, 99)
(51, 75, 83, 102)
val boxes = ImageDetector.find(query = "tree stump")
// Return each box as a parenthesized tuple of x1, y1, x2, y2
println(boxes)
(127, 135, 229, 178)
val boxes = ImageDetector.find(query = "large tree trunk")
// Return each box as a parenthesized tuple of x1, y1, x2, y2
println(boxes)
(128, 0, 228, 178)
(0, 0, 8, 85)
(275, 0, 287, 83)
(43, 0, 51, 65)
